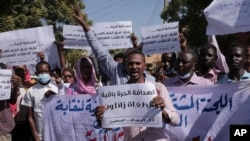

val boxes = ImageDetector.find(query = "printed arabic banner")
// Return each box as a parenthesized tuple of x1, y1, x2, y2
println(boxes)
(63, 21, 133, 50)
(43, 94, 124, 141)
(98, 83, 162, 128)
(0, 38, 40, 66)
(204, 0, 250, 35)
(63, 25, 91, 50)
(0, 69, 12, 100)
(141, 22, 180, 55)
(165, 81, 250, 141)
(93, 21, 133, 49)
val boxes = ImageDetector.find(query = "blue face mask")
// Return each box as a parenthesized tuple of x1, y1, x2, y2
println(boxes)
(38, 74, 51, 84)
(178, 72, 191, 79)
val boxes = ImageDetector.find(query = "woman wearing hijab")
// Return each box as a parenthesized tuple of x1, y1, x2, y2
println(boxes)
(66, 57, 97, 95)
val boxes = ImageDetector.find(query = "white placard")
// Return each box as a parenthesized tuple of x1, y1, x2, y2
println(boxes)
(63, 25, 91, 50)
(63, 21, 133, 50)
(98, 83, 162, 128)
(0, 38, 40, 66)
(204, 0, 250, 35)
(141, 22, 180, 55)
(0, 26, 60, 73)
(93, 21, 133, 49)
(0, 69, 12, 100)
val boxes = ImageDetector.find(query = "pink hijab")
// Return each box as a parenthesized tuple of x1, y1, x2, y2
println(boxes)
(67, 57, 96, 94)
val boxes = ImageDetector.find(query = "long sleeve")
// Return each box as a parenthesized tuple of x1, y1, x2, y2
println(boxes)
(85, 31, 118, 79)
(208, 35, 229, 73)
(155, 82, 180, 125)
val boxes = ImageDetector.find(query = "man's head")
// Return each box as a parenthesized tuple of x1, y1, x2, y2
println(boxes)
(244, 43, 250, 72)
(175, 49, 197, 80)
(125, 49, 146, 83)
(199, 44, 218, 68)
(226, 43, 246, 71)
(13, 65, 27, 82)
(35, 61, 51, 85)
(114, 52, 125, 63)
(161, 52, 176, 74)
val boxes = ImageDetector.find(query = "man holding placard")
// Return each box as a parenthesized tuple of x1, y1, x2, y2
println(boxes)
(0, 63, 22, 141)
(96, 49, 179, 141)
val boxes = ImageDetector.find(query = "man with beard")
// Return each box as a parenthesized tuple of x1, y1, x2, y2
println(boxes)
(197, 44, 225, 83)
(73, 7, 155, 85)
(163, 49, 213, 86)
(217, 43, 250, 83)
(95, 49, 179, 141)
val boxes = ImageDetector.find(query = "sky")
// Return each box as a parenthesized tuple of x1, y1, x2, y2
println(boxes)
(83, 0, 165, 41)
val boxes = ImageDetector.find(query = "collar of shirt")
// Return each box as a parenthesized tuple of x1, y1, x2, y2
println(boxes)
(174, 73, 201, 86)
(37, 81, 58, 94)
(203, 68, 221, 83)
(220, 70, 250, 83)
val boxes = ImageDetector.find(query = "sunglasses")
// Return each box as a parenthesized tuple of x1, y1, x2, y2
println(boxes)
(63, 75, 73, 79)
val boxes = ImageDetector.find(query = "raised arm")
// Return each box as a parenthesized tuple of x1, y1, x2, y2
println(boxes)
(72, 7, 118, 77)
(54, 41, 67, 68)
(207, 35, 229, 73)
(9, 74, 21, 104)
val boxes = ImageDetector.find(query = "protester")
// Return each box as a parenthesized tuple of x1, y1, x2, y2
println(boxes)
(217, 43, 250, 83)
(95, 49, 179, 141)
(163, 49, 213, 86)
(11, 65, 33, 141)
(197, 44, 225, 83)
(21, 61, 58, 141)
(207, 35, 229, 73)
(155, 52, 177, 83)
(66, 57, 96, 95)
(244, 43, 250, 72)
(179, 25, 189, 50)
(113, 52, 125, 63)
(73, 7, 155, 85)
(0, 64, 22, 141)
(61, 67, 76, 84)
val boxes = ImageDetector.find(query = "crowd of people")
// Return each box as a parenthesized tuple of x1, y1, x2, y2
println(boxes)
(1, 6, 250, 141)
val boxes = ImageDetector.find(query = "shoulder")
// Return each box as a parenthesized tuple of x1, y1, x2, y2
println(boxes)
(163, 76, 179, 86)
(191, 73, 213, 85)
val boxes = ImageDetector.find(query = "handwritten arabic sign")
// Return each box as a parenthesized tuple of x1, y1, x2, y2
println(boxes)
(63, 25, 90, 50)
(0, 69, 12, 100)
(141, 22, 180, 55)
(0, 38, 40, 66)
(43, 94, 124, 141)
(0, 25, 60, 74)
(98, 83, 162, 128)
(165, 81, 250, 141)
(204, 0, 250, 35)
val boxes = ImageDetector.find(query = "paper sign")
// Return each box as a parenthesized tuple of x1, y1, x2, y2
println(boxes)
(98, 83, 162, 128)
(141, 22, 180, 55)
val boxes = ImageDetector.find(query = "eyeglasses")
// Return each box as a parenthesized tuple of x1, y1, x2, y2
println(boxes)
(63, 75, 73, 79)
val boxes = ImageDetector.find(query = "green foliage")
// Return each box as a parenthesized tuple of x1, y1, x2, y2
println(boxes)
(161, 0, 213, 48)
(65, 49, 86, 68)
(0, 0, 93, 67)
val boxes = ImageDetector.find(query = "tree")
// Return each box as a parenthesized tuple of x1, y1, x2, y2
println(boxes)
(0, 0, 93, 67)
(160, 0, 239, 49)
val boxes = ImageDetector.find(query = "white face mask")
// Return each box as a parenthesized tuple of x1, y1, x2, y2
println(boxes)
(178, 72, 191, 79)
